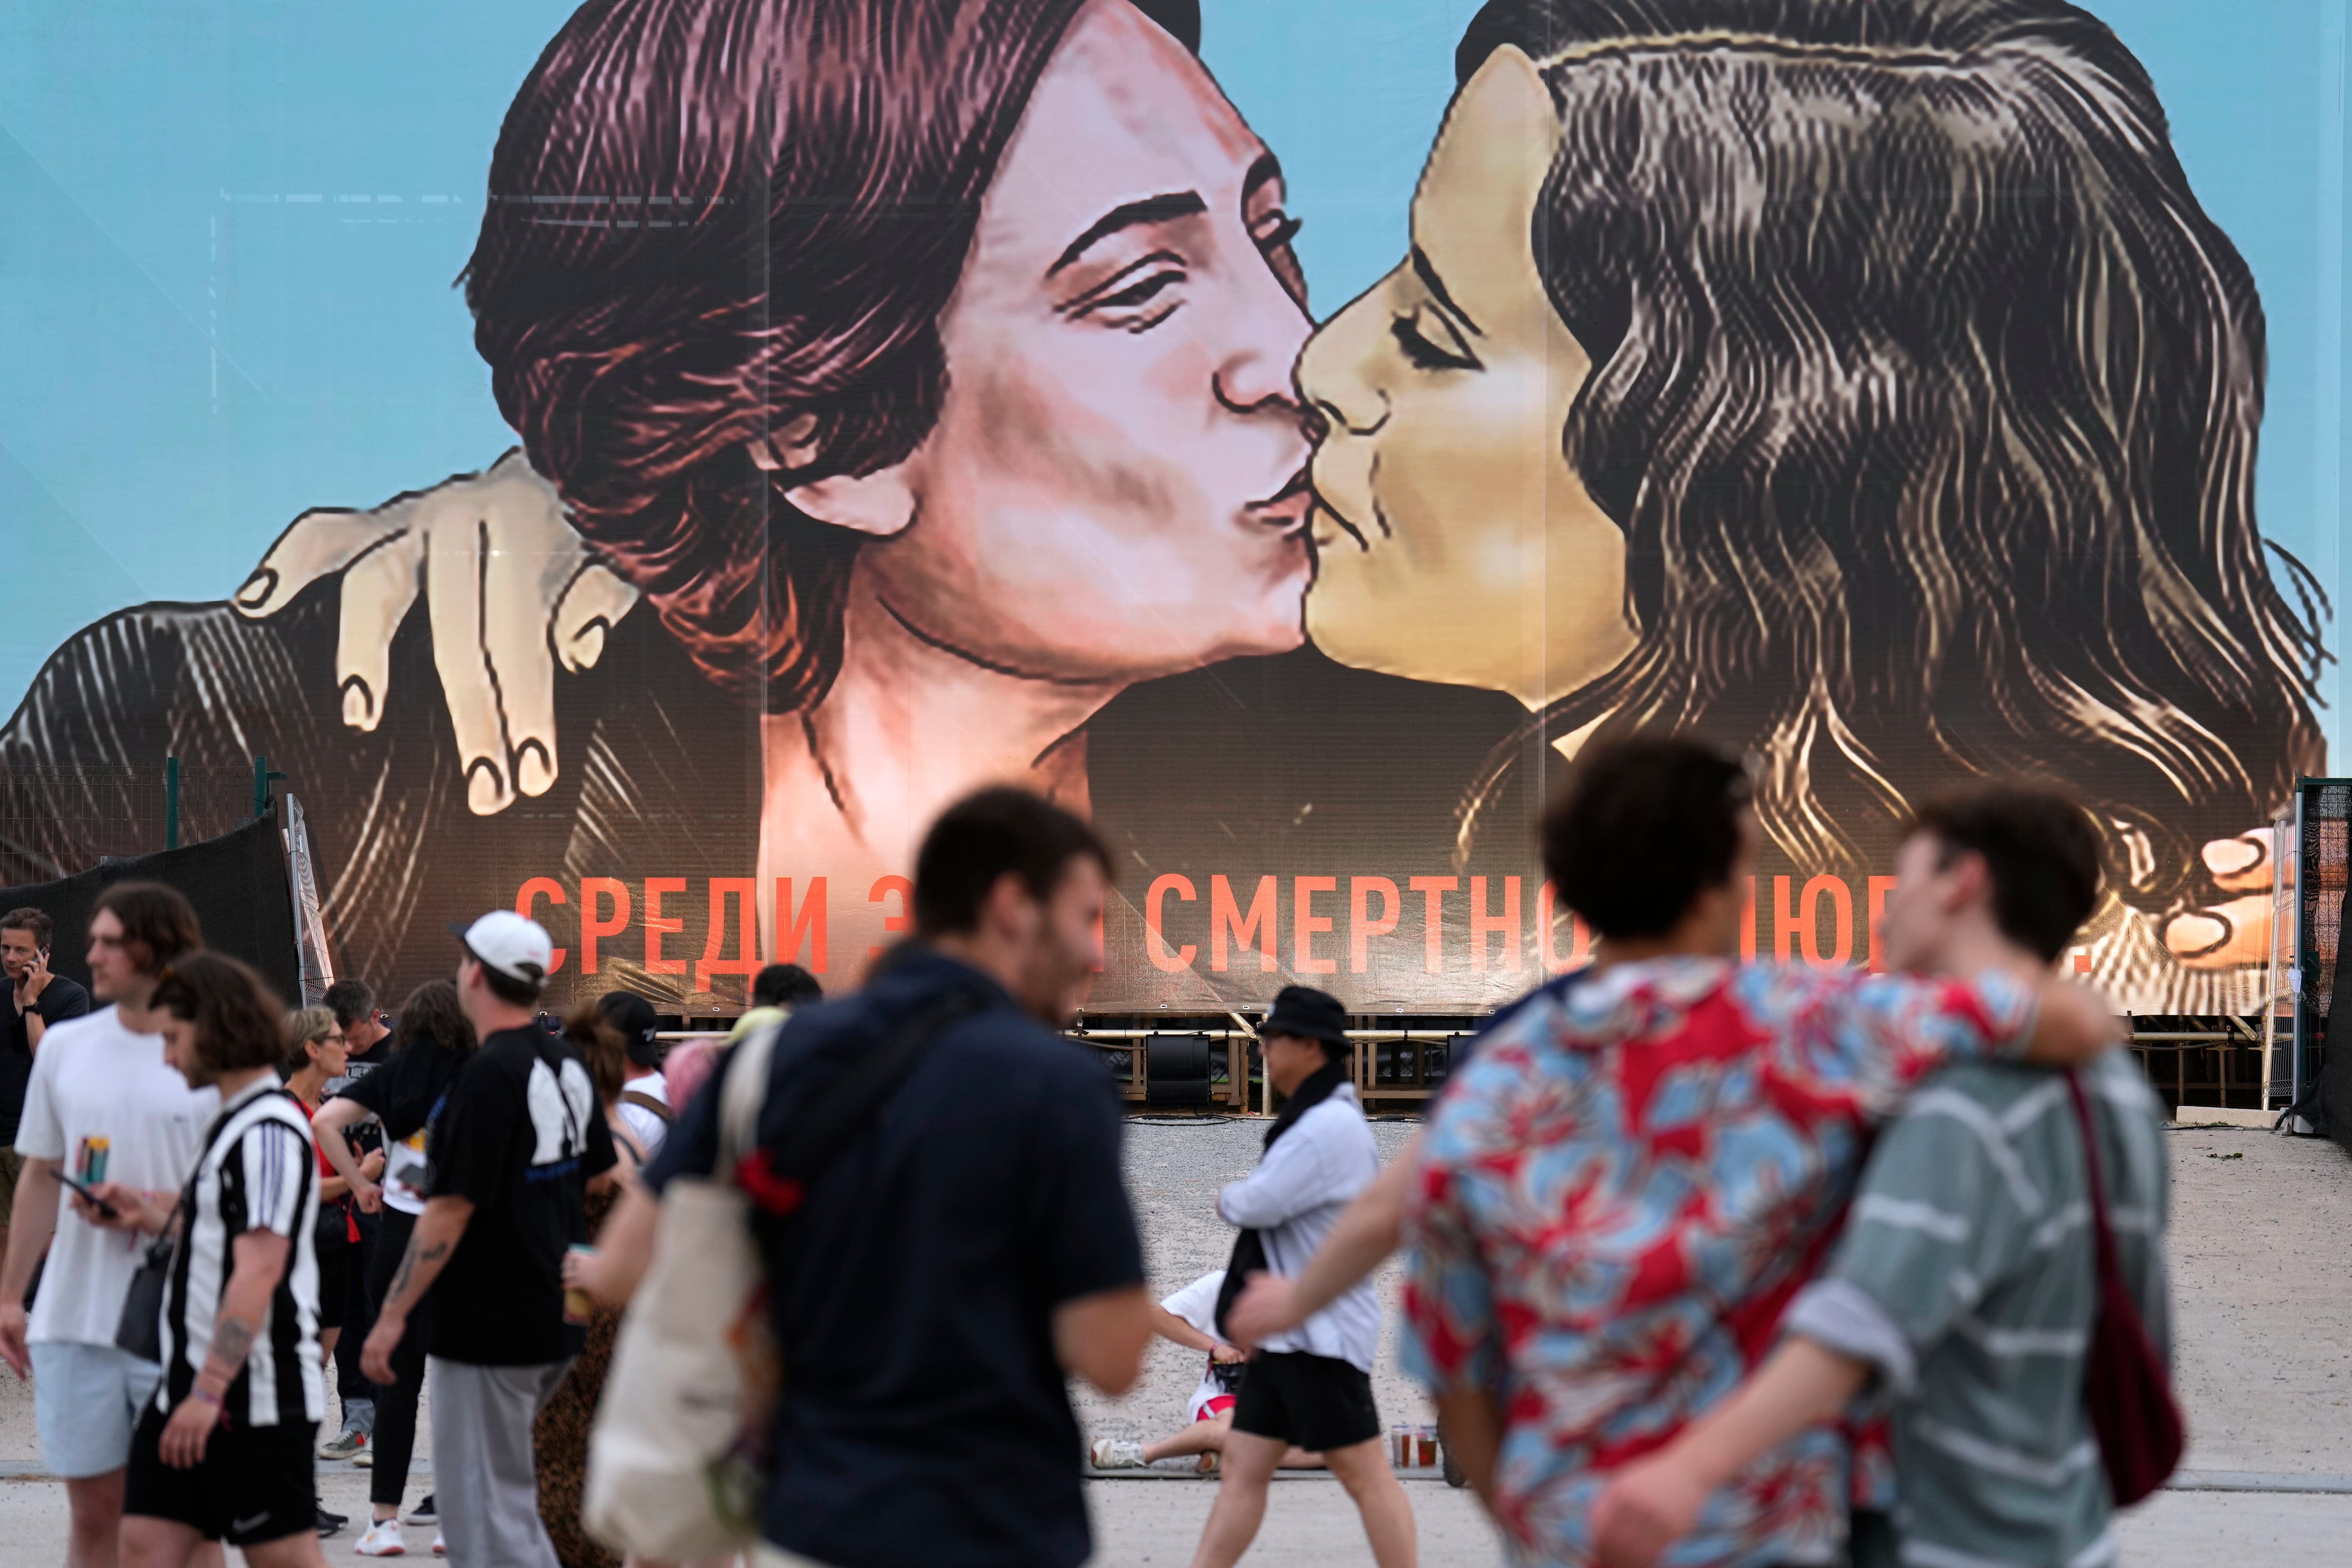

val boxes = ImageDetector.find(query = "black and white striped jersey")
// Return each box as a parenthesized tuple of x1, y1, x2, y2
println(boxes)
(157, 1079, 324, 1427)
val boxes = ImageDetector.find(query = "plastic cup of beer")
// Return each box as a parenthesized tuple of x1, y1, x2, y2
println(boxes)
(1416, 1425, 1438, 1468)
(563, 1244, 597, 1325)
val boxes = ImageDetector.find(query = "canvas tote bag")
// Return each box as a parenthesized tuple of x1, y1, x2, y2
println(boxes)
(584, 1021, 783, 1560)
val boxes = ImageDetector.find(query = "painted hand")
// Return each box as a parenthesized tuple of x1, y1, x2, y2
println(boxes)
(1591, 1454, 1711, 1568)
(2160, 832, 2281, 971)
(230, 450, 639, 816)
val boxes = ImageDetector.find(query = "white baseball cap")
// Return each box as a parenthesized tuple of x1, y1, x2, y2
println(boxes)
(448, 910, 555, 987)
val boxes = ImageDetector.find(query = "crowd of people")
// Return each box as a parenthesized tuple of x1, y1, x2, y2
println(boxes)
(0, 738, 2172, 1568)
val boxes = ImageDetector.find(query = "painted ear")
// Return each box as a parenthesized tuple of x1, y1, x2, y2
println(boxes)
(750, 414, 916, 539)
(1463, 44, 1555, 137)
(783, 467, 917, 539)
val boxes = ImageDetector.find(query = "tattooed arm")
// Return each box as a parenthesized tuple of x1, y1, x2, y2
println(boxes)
(158, 1228, 292, 1469)
(359, 1195, 475, 1384)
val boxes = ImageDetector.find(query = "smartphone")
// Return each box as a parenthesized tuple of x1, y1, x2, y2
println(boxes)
(53, 1170, 119, 1221)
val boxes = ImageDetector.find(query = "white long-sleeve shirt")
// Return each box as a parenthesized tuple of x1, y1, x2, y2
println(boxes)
(1216, 1082, 1382, 1370)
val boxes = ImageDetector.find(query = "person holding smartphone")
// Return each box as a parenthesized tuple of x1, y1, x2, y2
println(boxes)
(0, 908, 90, 1267)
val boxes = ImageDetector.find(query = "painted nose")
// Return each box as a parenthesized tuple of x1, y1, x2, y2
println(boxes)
(1296, 291, 1390, 437)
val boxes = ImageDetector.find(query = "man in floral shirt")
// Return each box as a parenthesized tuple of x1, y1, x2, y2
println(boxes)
(1404, 740, 2118, 1568)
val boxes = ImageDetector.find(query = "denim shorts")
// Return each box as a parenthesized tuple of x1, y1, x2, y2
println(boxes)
(31, 1340, 162, 1479)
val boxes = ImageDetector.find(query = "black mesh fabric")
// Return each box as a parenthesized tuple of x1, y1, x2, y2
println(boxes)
(0, 813, 301, 1004)
(2292, 780, 2350, 1150)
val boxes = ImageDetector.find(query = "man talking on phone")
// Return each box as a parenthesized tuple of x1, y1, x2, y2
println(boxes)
(0, 908, 89, 1267)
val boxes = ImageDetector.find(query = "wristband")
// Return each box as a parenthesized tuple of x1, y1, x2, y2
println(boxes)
(189, 1385, 224, 1410)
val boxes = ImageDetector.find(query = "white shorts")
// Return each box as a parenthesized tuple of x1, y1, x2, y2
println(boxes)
(32, 1341, 163, 1480)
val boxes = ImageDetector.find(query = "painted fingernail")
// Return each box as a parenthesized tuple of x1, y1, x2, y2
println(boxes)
(2164, 913, 2225, 955)
(234, 570, 278, 612)
(516, 742, 555, 797)
(2201, 839, 2262, 876)
(567, 621, 607, 672)
(465, 757, 511, 816)
(340, 677, 377, 731)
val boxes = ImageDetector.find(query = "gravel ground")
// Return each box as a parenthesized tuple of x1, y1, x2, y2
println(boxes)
(1072, 1114, 1437, 1451)
(0, 1118, 2345, 1566)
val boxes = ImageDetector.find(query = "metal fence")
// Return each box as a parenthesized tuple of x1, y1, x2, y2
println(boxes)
(0, 763, 262, 882)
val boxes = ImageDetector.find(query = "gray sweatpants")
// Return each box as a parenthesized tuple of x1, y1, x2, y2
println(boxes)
(428, 1355, 572, 1568)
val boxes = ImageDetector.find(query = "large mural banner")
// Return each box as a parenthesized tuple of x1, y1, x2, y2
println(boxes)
(3, 0, 2344, 1017)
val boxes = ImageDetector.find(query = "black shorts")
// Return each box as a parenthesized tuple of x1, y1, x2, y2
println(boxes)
(125, 1404, 318, 1546)
(1230, 1351, 1381, 1452)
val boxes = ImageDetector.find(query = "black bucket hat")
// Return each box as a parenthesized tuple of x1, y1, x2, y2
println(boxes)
(1257, 986, 1350, 1049)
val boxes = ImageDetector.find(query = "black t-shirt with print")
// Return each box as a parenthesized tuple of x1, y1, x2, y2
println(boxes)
(425, 1026, 616, 1365)
(341, 1040, 466, 1144)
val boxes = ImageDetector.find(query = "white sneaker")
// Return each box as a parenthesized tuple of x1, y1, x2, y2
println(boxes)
(430, 1531, 446, 1557)
(354, 1520, 405, 1556)
(1090, 1438, 1147, 1469)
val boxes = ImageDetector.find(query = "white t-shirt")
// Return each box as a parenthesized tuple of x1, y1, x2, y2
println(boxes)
(1160, 1270, 1239, 1423)
(381, 1124, 429, 1216)
(16, 1006, 218, 1348)
(616, 1070, 668, 1160)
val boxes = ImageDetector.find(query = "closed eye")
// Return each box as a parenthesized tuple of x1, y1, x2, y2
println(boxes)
(1062, 251, 1189, 332)
(1096, 269, 1182, 312)
(1391, 309, 1480, 372)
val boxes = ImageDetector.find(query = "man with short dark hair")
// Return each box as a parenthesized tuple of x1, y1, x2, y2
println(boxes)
(325, 979, 389, 1066)
(358, 911, 615, 1568)
(727, 962, 826, 1046)
(751, 963, 823, 1011)
(1400, 740, 2121, 1568)
(1188, 985, 1414, 1568)
(0, 882, 215, 1568)
(0, 907, 90, 1268)
(1591, 787, 2172, 1568)
(642, 786, 1151, 1568)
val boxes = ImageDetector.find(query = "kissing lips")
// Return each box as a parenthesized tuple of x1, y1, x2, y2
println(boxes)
(1309, 493, 1371, 554)
(1244, 469, 1314, 533)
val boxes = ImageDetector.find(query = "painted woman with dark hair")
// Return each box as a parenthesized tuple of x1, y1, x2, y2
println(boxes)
(1296, 0, 2329, 1011)
(1, 0, 1325, 985)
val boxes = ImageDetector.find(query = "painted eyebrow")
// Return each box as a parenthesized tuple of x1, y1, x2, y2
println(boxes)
(1411, 245, 1484, 338)
(1243, 152, 1283, 199)
(1049, 191, 1210, 276)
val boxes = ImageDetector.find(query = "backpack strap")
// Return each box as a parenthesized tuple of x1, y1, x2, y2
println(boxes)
(734, 989, 988, 1218)
(620, 1089, 675, 1125)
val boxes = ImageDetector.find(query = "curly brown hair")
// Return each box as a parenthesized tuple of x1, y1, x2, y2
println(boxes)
(153, 952, 287, 1076)
(1454, 0, 2326, 920)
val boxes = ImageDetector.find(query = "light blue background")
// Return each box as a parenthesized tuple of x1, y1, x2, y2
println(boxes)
(0, 0, 2343, 762)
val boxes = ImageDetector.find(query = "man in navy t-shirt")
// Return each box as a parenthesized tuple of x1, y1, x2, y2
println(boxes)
(644, 788, 1150, 1568)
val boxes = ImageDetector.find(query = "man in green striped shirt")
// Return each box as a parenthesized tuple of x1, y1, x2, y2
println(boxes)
(1590, 786, 2173, 1568)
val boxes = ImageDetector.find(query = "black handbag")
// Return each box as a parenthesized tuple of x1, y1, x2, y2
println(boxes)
(314, 1195, 351, 1254)
(114, 1234, 173, 1364)
(1213, 1229, 1266, 1342)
